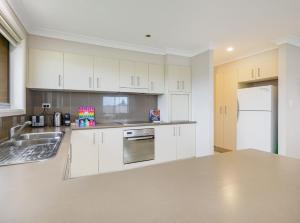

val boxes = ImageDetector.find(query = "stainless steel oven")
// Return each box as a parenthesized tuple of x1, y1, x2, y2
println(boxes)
(123, 128, 155, 164)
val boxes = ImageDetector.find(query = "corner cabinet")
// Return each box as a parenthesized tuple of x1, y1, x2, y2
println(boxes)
(28, 49, 63, 89)
(166, 65, 191, 93)
(63, 53, 94, 91)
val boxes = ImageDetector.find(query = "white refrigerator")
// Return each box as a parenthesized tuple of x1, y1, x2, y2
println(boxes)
(237, 85, 277, 153)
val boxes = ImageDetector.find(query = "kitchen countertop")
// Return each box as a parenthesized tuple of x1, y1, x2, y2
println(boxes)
(71, 121, 197, 130)
(1, 127, 300, 223)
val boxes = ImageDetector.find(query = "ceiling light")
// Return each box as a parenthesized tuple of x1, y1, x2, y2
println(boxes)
(145, 34, 151, 38)
(227, 47, 234, 52)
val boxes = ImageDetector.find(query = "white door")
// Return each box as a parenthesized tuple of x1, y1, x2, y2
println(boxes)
(71, 130, 99, 177)
(28, 49, 63, 89)
(149, 64, 164, 94)
(237, 111, 271, 152)
(99, 128, 123, 173)
(64, 53, 94, 91)
(94, 57, 119, 92)
(177, 124, 196, 159)
(120, 60, 135, 88)
(170, 94, 190, 121)
(155, 125, 177, 162)
(135, 62, 148, 89)
(238, 86, 272, 111)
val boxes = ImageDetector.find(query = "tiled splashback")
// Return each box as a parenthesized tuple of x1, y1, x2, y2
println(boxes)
(26, 90, 158, 125)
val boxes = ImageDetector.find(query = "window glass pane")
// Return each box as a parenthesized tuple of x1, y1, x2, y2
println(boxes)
(0, 33, 9, 104)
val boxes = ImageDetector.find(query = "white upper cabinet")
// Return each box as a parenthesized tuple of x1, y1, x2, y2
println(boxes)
(94, 57, 119, 92)
(148, 64, 165, 94)
(119, 60, 149, 91)
(28, 49, 63, 89)
(167, 65, 191, 93)
(64, 53, 94, 91)
(119, 60, 135, 88)
(135, 62, 149, 89)
(238, 49, 278, 83)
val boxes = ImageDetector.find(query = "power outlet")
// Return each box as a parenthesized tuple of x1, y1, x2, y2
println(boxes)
(42, 103, 51, 109)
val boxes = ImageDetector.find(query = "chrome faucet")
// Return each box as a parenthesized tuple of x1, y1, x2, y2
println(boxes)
(10, 121, 32, 140)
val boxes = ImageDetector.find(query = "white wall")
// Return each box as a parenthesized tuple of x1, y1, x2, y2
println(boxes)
(278, 43, 300, 158)
(191, 50, 214, 156)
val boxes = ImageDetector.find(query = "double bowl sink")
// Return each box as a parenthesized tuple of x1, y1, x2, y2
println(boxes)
(0, 132, 64, 166)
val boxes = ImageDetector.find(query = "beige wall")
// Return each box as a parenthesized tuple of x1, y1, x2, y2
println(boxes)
(278, 43, 300, 158)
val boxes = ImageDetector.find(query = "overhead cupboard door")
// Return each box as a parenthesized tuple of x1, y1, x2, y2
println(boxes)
(238, 86, 272, 111)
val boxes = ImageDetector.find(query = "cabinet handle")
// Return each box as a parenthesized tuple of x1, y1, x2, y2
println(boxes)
(224, 105, 227, 115)
(89, 77, 92, 88)
(58, 75, 62, 87)
(219, 106, 222, 114)
(97, 77, 99, 88)
(258, 68, 261, 77)
(182, 81, 185, 90)
(178, 126, 181, 136)
(101, 132, 104, 144)
(173, 127, 176, 136)
(151, 81, 154, 91)
(137, 76, 140, 86)
(251, 69, 254, 79)
(177, 81, 179, 90)
(93, 132, 96, 144)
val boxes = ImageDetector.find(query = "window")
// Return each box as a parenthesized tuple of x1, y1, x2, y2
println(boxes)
(0, 33, 9, 105)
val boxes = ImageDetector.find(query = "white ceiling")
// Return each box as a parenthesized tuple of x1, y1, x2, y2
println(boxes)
(8, 0, 300, 64)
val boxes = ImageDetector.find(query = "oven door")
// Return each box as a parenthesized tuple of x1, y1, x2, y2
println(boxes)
(123, 136, 154, 164)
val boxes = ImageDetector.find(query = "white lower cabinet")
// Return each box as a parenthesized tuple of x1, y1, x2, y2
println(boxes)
(70, 128, 123, 178)
(98, 128, 123, 173)
(70, 130, 99, 178)
(70, 124, 196, 178)
(155, 124, 196, 162)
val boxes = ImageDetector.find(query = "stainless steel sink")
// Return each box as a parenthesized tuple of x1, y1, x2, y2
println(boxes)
(0, 131, 64, 166)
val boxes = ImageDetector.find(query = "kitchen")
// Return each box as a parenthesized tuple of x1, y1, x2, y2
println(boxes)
(1, 0, 300, 222)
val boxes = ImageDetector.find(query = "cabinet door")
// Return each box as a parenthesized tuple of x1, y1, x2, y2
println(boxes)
(28, 49, 63, 89)
(256, 50, 278, 80)
(120, 60, 135, 88)
(155, 125, 177, 162)
(170, 94, 190, 121)
(99, 128, 123, 173)
(222, 67, 237, 150)
(179, 66, 191, 93)
(214, 71, 224, 148)
(237, 57, 255, 83)
(64, 53, 94, 90)
(94, 57, 119, 91)
(167, 65, 181, 92)
(70, 130, 99, 178)
(135, 62, 148, 89)
(177, 124, 196, 159)
(149, 64, 165, 94)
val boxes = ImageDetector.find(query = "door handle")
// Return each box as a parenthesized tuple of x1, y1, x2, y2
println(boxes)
(97, 77, 99, 88)
(178, 126, 181, 136)
(127, 136, 154, 141)
(219, 106, 222, 114)
(224, 105, 227, 115)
